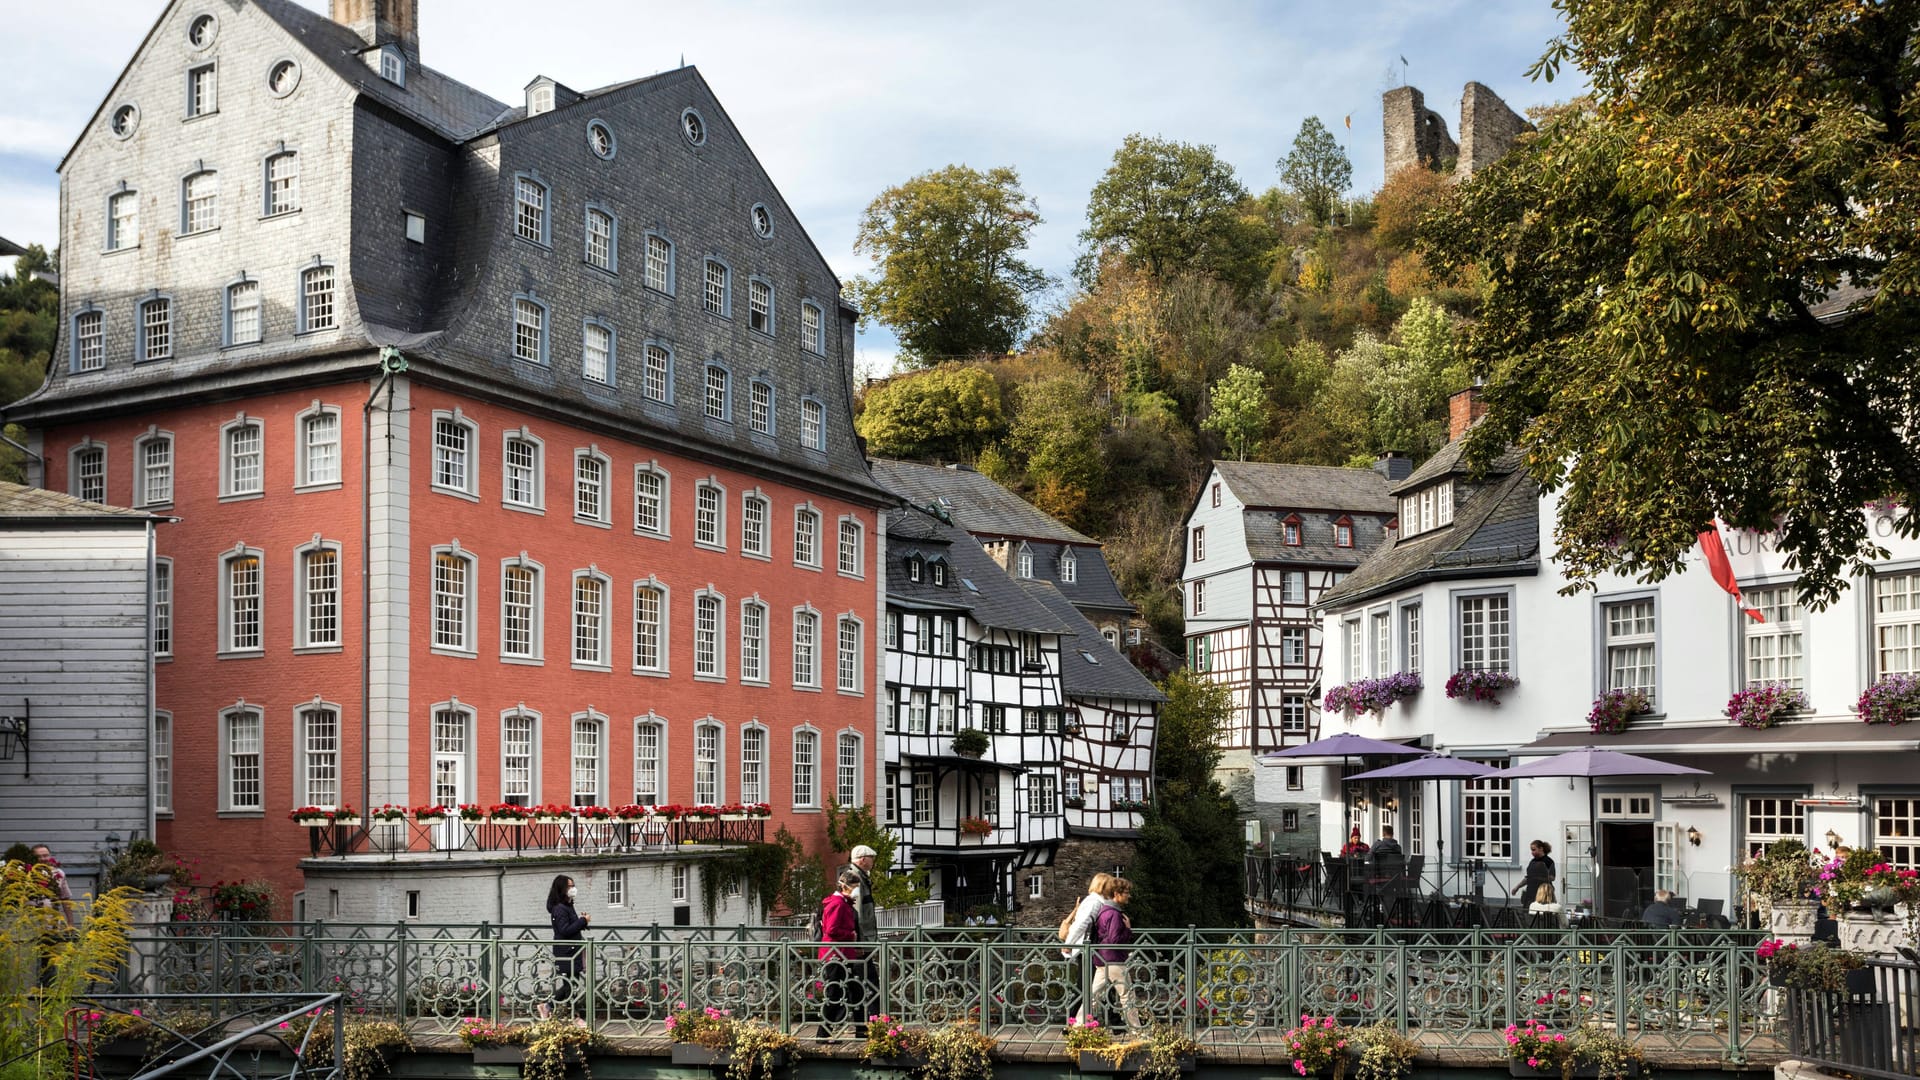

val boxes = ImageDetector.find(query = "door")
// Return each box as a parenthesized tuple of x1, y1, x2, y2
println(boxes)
(1599, 822, 1655, 918)
(1654, 821, 1682, 897)
(432, 710, 467, 850)
(1561, 821, 1594, 910)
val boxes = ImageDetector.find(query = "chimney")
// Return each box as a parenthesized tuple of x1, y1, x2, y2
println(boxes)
(1447, 387, 1487, 443)
(1372, 451, 1413, 482)
(331, 0, 419, 61)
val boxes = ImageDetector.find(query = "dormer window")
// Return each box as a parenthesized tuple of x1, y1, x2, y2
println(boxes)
(931, 561, 947, 587)
(1334, 517, 1354, 548)
(1060, 549, 1077, 584)
(528, 82, 555, 116)
(1399, 483, 1453, 540)
(1018, 544, 1034, 579)
(379, 47, 406, 87)
(907, 557, 923, 583)
(1283, 515, 1302, 546)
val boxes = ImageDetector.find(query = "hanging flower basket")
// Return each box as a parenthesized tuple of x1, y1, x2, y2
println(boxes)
(1856, 674, 1920, 725)
(1587, 689, 1651, 734)
(1324, 672, 1424, 718)
(959, 816, 994, 836)
(1726, 684, 1809, 729)
(1446, 670, 1518, 706)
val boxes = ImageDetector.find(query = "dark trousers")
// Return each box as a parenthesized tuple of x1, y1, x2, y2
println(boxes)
(821, 957, 873, 1033)
(553, 948, 583, 1012)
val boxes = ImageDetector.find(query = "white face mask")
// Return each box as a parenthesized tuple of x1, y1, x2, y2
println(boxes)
(567, 887, 577, 900)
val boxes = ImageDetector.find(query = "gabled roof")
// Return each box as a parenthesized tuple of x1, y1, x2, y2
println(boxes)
(1318, 463, 1541, 610)
(870, 459, 1093, 544)
(1026, 584, 1166, 703)
(1245, 509, 1391, 566)
(886, 508, 972, 613)
(1213, 461, 1394, 513)
(1389, 433, 1526, 496)
(937, 522, 1076, 635)
(1019, 539, 1133, 613)
(0, 482, 157, 524)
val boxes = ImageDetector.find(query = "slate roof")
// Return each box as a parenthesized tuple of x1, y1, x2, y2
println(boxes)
(0, 482, 157, 524)
(1215, 461, 1394, 513)
(870, 460, 1093, 544)
(1244, 509, 1393, 567)
(886, 508, 972, 613)
(1026, 585, 1167, 703)
(1017, 539, 1133, 612)
(1317, 461, 1541, 611)
(937, 522, 1077, 635)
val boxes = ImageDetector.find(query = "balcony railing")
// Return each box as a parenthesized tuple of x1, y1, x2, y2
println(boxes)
(305, 816, 765, 858)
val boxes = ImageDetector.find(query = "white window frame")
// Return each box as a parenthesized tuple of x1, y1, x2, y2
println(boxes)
(571, 569, 612, 670)
(1191, 527, 1206, 563)
(1454, 588, 1514, 674)
(633, 715, 667, 805)
(573, 447, 611, 526)
(153, 557, 173, 659)
(704, 363, 731, 421)
(225, 277, 262, 346)
(694, 720, 724, 805)
(1191, 578, 1206, 616)
(1460, 758, 1514, 862)
(294, 701, 342, 807)
(295, 403, 342, 490)
(1874, 571, 1920, 677)
(500, 556, 545, 663)
(694, 479, 726, 550)
(1598, 593, 1658, 707)
(294, 539, 344, 650)
(502, 428, 545, 512)
(182, 169, 218, 235)
(741, 492, 770, 558)
(694, 589, 727, 680)
(800, 398, 824, 451)
(792, 605, 820, 689)
(107, 187, 139, 251)
(69, 442, 106, 502)
(570, 711, 607, 806)
(837, 614, 863, 694)
(219, 704, 264, 813)
(583, 204, 617, 272)
(703, 258, 731, 318)
(632, 578, 670, 675)
(1401, 600, 1423, 674)
(1744, 582, 1806, 688)
(514, 173, 550, 246)
(1061, 549, 1077, 584)
(187, 62, 217, 118)
(153, 711, 173, 813)
(836, 731, 862, 808)
(837, 517, 864, 578)
(794, 505, 821, 568)
(739, 723, 768, 805)
(513, 292, 549, 365)
(138, 294, 172, 362)
(431, 409, 479, 500)
(749, 379, 774, 435)
(642, 342, 674, 405)
(792, 727, 820, 809)
(220, 414, 265, 498)
(582, 318, 616, 386)
(72, 309, 105, 372)
(633, 463, 670, 538)
(801, 301, 824, 355)
(1281, 695, 1308, 735)
(133, 428, 174, 508)
(499, 708, 540, 806)
(265, 150, 300, 216)
(429, 543, 477, 657)
(740, 598, 769, 684)
(219, 544, 265, 655)
(644, 233, 675, 294)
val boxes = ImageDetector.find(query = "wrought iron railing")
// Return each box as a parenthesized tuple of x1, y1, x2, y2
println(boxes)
(1785, 959, 1920, 1080)
(73, 993, 343, 1080)
(112, 922, 1783, 1061)
(306, 817, 765, 858)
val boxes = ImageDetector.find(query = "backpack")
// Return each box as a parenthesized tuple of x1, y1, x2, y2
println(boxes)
(806, 896, 827, 941)
(1057, 908, 1076, 942)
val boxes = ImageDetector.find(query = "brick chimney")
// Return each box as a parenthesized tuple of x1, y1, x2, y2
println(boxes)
(331, 0, 419, 61)
(1447, 387, 1486, 443)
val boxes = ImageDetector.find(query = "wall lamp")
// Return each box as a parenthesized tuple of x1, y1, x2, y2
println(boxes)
(1827, 828, 1844, 851)
(0, 701, 28, 775)
(1686, 825, 1702, 847)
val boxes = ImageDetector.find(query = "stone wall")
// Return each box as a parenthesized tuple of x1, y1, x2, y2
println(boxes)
(1382, 86, 1457, 178)
(1459, 82, 1534, 179)
(1012, 838, 1137, 929)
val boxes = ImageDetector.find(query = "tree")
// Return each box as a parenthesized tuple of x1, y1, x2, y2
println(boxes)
(0, 246, 57, 484)
(1201, 363, 1269, 460)
(824, 799, 929, 908)
(1078, 135, 1269, 291)
(1006, 372, 1106, 526)
(1372, 165, 1452, 251)
(1278, 117, 1353, 227)
(848, 165, 1053, 365)
(1423, 0, 1920, 607)
(854, 364, 1006, 460)
(1126, 671, 1247, 930)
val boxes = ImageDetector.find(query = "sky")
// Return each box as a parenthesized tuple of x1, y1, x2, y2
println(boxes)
(0, 0, 1582, 377)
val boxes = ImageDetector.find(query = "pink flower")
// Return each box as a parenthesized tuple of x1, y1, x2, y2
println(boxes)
(1323, 1017, 1335, 1029)
(1293, 1063, 1308, 1076)
(1528, 1059, 1540, 1068)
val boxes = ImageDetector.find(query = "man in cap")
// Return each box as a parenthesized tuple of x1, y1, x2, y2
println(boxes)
(837, 844, 880, 1036)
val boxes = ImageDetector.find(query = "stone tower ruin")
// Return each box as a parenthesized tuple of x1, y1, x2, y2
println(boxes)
(1383, 82, 1533, 181)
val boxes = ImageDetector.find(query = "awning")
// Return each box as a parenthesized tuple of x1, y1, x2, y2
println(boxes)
(901, 752, 1029, 774)
(1517, 721, 1920, 756)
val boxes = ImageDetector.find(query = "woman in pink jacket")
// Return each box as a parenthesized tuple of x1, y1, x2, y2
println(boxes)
(818, 868, 865, 1036)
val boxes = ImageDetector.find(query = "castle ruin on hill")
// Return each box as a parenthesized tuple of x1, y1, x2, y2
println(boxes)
(1383, 82, 1533, 180)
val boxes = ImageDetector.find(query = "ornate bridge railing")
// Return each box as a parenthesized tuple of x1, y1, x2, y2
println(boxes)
(305, 816, 764, 858)
(114, 923, 1782, 1062)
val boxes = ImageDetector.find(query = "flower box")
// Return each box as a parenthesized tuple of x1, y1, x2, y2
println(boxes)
(331, 817, 362, 828)
(416, 816, 446, 827)
(470, 1047, 526, 1065)
(490, 817, 527, 826)
(720, 813, 747, 822)
(294, 817, 332, 828)
(92, 1038, 152, 1060)
(671, 1045, 786, 1068)
(1077, 1051, 1195, 1074)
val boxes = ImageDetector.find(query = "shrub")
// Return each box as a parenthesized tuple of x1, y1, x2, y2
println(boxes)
(1350, 1022, 1418, 1080)
(209, 880, 276, 921)
(918, 1022, 994, 1080)
(951, 728, 991, 758)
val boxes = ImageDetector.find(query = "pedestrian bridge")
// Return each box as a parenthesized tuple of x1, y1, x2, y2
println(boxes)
(101, 921, 1786, 1073)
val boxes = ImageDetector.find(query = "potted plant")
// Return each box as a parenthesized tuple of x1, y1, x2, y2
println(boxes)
(915, 1021, 995, 1080)
(520, 1018, 602, 1080)
(959, 817, 994, 837)
(576, 805, 613, 822)
(1273, 1015, 1350, 1079)
(209, 879, 276, 921)
(288, 806, 338, 827)
(1350, 1022, 1417, 1080)
(1733, 839, 1820, 933)
(718, 803, 749, 821)
(1569, 1030, 1645, 1080)
(952, 728, 991, 758)
(668, 1002, 734, 1063)
(1587, 689, 1651, 735)
(1726, 684, 1809, 729)
(1065, 1016, 1113, 1065)
(531, 803, 572, 824)
(1503, 1019, 1573, 1077)
(1445, 670, 1519, 706)
(862, 1014, 928, 1068)
(748, 803, 773, 819)
(1065, 796, 1087, 810)
(456, 803, 487, 822)
(683, 805, 719, 821)
(288, 1011, 410, 1080)
(1081, 1025, 1199, 1077)
(414, 804, 450, 825)
(1857, 673, 1920, 724)
(457, 1018, 527, 1064)
(370, 804, 408, 824)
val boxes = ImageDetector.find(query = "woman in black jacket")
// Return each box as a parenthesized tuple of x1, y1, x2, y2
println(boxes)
(546, 874, 590, 1016)
(1515, 840, 1556, 905)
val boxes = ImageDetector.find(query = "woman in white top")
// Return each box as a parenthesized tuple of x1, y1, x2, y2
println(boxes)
(1062, 872, 1117, 957)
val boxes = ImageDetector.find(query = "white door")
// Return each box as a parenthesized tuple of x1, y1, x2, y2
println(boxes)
(1654, 821, 1682, 895)
(1561, 821, 1595, 910)
(432, 710, 467, 850)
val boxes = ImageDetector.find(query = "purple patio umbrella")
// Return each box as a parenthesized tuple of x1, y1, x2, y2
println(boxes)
(1348, 755, 1502, 886)
(1265, 733, 1426, 858)
(1504, 747, 1709, 911)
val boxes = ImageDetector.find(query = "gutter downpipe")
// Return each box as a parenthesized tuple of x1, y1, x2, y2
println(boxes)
(362, 348, 406, 837)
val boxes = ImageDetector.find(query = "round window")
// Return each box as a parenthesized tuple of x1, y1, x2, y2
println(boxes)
(187, 13, 217, 48)
(267, 59, 301, 98)
(751, 204, 773, 239)
(680, 108, 706, 147)
(587, 120, 615, 160)
(110, 104, 140, 140)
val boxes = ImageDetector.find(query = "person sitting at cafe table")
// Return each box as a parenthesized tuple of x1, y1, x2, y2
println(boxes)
(1640, 888, 1681, 928)
(1341, 826, 1370, 858)
(1370, 826, 1403, 858)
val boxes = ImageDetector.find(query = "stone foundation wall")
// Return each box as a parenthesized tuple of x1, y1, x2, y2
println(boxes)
(1012, 838, 1138, 929)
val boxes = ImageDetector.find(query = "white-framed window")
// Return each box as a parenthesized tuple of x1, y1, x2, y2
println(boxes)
(501, 557, 543, 661)
(794, 506, 820, 567)
(1335, 520, 1354, 548)
(107, 188, 138, 250)
(220, 547, 264, 653)
(152, 712, 173, 812)
(633, 716, 665, 804)
(749, 380, 773, 435)
(704, 364, 730, 420)
(72, 310, 104, 372)
(1028, 775, 1059, 815)
(673, 864, 689, 904)
(266, 151, 299, 215)
(1281, 695, 1309, 734)
(939, 616, 957, 656)
(695, 481, 724, 548)
(912, 770, 933, 824)
(1461, 760, 1512, 861)
(1603, 597, 1657, 705)
(183, 170, 218, 234)
(801, 399, 824, 450)
(1019, 546, 1034, 579)
(582, 320, 614, 385)
(837, 615, 861, 693)
(1457, 592, 1512, 672)
(1190, 579, 1206, 616)
(837, 732, 861, 807)
(297, 704, 340, 806)
(734, 724, 763, 804)
(694, 721, 722, 805)
(644, 233, 674, 293)
(379, 45, 405, 85)
(514, 175, 549, 245)
(742, 494, 769, 557)
(642, 343, 672, 404)
(740, 598, 768, 683)
(571, 713, 604, 806)
(633, 580, 667, 673)
(792, 729, 819, 808)
(296, 405, 341, 488)
(885, 612, 901, 650)
(513, 295, 548, 364)
(1061, 549, 1077, 584)
(704, 260, 730, 316)
(574, 449, 608, 524)
(801, 301, 824, 354)
(1282, 570, 1307, 604)
(1875, 572, 1920, 677)
(1191, 527, 1205, 562)
(694, 592, 725, 678)
(748, 279, 772, 334)
(221, 706, 263, 812)
(226, 279, 262, 345)
(1876, 797, 1920, 869)
(153, 558, 172, 659)
(793, 607, 819, 687)
(221, 416, 263, 495)
(135, 431, 173, 507)
(607, 868, 626, 907)
(884, 767, 900, 823)
(837, 518, 863, 577)
(1283, 519, 1302, 545)
(1745, 584, 1805, 688)
(298, 543, 342, 648)
(138, 296, 172, 362)
(432, 412, 477, 497)
(572, 571, 610, 668)
(1373, 610, 1392, 677)
(1282, 626, 1306, 665)
(503, 431, 542, 510)
(429, 705, 470, 819)
(1402, 602, 1422, 674)
(430, 546, 475, 654)
(187, 63, 217, 117)
(584, 206, 615, 271)
(634, 466, 668, 537)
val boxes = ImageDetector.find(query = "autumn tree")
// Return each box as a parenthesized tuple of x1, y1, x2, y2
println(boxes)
(854, 364, 1006, 460)
(1201, 363, 1269, 460)
(848, 165, 1053, 365)
(1006, 372, 1106, 526)
(1424, 0, 1920, 606)
(1078, 135, 1270, 291)
(1278, 117, 1353, 227)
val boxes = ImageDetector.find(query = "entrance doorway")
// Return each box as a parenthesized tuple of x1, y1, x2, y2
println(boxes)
(1597, 791, 1657, 918)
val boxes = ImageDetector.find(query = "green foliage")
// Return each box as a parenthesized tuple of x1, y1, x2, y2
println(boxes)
(848, 165, 1052, 365)
(855, 365, 1006, 460)
(0, 861, 141, 1078)
(1127, 673, 1247, 929)
(0, 247, 57, 484)
(771, 827, 828, 920)
(698, 843, 792, 924)
(824, 800, 929, 908)
(1079, 135, 1269, 291)
(1425, 0, 1920, 608)
(1278, 117, 1354, 227)
(1311, 298, 1466, 460)
(1372, 167, 1452, 252)
(1006, 372, 1106, 527)
(1200, 363, 1269, 460)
